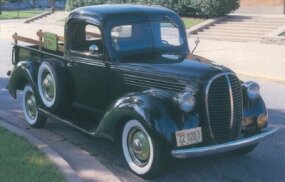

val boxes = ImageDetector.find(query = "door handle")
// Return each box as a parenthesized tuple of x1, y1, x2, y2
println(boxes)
(67, 62, 77, 67)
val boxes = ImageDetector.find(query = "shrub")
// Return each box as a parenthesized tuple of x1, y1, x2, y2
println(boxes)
(65, 0, 239, 18)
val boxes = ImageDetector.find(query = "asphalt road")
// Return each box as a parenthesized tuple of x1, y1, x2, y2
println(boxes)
(0, 40, 284, 182)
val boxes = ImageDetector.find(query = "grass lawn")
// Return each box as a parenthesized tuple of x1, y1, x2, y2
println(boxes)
(182, 17, 206, 29)
(0, 10, 45, 20)
(0, 126, 66, 182)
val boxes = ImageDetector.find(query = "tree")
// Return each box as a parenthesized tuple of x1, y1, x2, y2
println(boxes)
(0, 0, 2, 15)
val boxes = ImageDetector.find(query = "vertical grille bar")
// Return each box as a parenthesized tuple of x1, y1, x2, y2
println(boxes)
(226, 75, 234, 132)
(205, 73, 242, 144)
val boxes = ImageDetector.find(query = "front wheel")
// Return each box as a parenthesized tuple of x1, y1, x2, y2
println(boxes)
(23, 85, 47, 128)
(122, 120, 162, 178)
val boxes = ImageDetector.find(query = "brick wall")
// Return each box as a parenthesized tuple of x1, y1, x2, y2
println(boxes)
(240, 0, 284, 6)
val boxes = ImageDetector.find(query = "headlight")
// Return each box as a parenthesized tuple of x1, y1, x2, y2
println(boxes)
(244, 81, 260, 100)
(174, 92, 196, 112)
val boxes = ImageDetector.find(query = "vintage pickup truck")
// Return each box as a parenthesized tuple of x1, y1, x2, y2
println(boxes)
(7, 4, 278, 178)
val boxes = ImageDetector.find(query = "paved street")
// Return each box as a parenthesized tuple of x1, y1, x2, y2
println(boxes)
(0, 39, 284, 181)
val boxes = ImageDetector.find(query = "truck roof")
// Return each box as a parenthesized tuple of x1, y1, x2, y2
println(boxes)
(69, 4, 180, 24)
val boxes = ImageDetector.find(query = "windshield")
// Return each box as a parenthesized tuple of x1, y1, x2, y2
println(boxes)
(110, 21, 184, 54)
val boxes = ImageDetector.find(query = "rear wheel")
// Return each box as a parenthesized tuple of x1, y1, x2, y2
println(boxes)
(37, 62, 66, 111)
(23, 85, 47, 128)
(122, 120, 163, 178)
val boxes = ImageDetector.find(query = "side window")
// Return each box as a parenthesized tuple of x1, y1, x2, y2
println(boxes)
(111, 23, 153, 51)
(111, 25, 132, 38)
(160, 22, 182, 46)
(111, 25, 132, 51)
(71, 23, 103, 56)
(86, 25, 102, 41)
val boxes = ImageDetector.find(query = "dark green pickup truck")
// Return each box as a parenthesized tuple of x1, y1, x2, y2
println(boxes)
(7, 4, 278, 178)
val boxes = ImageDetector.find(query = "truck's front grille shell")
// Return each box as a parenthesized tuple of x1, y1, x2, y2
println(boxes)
(205, 73, 242, 144)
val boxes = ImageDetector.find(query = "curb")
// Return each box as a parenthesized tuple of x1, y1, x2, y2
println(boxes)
(24, 11, 53, 24)
(236, 71, 285, 84)
(0, 120, 82, 182)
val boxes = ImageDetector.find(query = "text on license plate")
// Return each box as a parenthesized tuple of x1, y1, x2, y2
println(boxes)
(175, 127, 202, 147)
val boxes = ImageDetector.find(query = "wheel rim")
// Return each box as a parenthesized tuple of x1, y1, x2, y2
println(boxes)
(25, 92, 37, 120)
(41, 72, 55, 101)
(127, 127, 150, 167)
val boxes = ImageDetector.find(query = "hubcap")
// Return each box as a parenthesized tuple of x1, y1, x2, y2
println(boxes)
(128, 128, 150, 167)
(42, 72, 55, 101)
(25, 93, 37, 119)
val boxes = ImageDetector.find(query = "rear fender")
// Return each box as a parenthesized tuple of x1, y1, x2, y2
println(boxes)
(8, 60, 39, 98)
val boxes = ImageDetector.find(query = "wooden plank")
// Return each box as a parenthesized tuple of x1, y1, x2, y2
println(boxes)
(12, 34, 42, 46)
(37, 30, 64, 42)
(86, 32, 101, 38)
(58, 45, 64, 53)
(58, 35, 64, 42)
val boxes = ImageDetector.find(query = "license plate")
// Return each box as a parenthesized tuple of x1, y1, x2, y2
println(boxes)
(175, 127, 202, 147)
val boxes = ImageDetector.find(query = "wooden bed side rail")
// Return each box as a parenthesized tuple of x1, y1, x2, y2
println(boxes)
(12, 30, 64, 53)
(86, 32, 101, 38)
(36, 30, 100, 42)
(12, 30, 100, 53)
(12, 33, 43, 47)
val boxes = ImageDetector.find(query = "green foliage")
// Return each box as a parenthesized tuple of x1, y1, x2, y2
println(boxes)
(182, 17, 205, 29)
(65, 0, 239, 17)
(0, 10, 45, 20)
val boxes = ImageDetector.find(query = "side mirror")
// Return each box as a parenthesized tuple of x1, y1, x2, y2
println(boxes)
(194, 37, 200, 45)
(89, 45, 99, 54)
(191, 37, 200, 54)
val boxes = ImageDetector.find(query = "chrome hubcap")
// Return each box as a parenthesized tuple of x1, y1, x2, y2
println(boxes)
(25, 93, 37, 119)
(42, 73, 55, 101)
(128, 128, 150, 167)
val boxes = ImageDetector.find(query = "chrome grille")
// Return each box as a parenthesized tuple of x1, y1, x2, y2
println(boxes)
(205, 73, 242, 144)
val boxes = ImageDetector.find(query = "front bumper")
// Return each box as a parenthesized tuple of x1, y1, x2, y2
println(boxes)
(171, 127, 278, 158)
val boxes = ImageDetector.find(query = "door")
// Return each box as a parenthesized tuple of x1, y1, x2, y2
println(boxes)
(66, 22, 111, 114)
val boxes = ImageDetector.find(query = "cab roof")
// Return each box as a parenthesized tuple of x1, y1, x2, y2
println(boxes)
(69, 4, 181, 24)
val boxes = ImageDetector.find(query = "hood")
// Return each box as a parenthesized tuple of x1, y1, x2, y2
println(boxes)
(118, 53, 233, 84)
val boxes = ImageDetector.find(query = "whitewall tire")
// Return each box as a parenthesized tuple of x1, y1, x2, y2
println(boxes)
(23, 85, 46, 128)
(38, 62, 57, 108)
(37, 61, 66, 112)
(122, 120, 162, 178)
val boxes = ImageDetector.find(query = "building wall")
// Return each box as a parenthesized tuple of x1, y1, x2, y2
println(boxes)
(240, 0, 284, 6)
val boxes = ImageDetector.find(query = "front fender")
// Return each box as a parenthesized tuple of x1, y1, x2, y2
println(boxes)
(8, 60, 39, 98)
(243, 96, 267, 117)
(242, 95, 268, 133)
(95, 92, 200, 148)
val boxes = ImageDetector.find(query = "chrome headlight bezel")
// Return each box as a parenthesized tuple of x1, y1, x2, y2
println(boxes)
(243, 81, 260, 100)
(174, 91, 196, 113)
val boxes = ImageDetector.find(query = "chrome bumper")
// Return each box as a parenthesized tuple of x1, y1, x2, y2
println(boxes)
(171, 127, 278, 158)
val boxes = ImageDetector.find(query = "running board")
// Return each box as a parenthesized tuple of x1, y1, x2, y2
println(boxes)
(38, 107, 96, 136)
